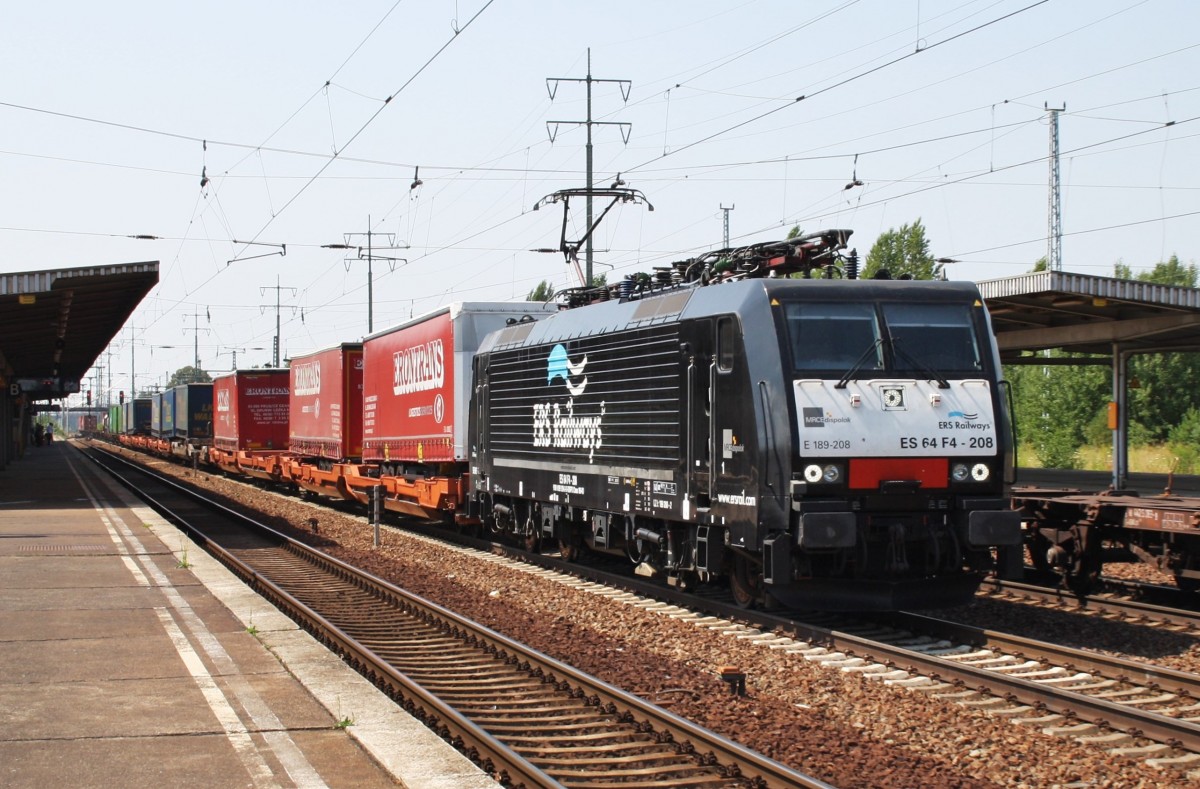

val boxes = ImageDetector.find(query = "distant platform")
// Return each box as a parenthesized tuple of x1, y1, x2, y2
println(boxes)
(1014, 467, 1200, 497)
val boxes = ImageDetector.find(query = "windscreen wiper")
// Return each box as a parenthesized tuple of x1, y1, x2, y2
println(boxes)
(834, 338, 883, 389)
(889, 338, 950, 389)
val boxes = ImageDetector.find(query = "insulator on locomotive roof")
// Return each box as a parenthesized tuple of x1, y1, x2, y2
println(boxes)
(616, 277, 635, 300)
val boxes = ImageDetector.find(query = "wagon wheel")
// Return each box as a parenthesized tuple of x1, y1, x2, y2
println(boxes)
(1065, 551, 1101, 597)
(524, 532, 541, 553)
(730, 554, 763, 609)
(1171, 546, 1200, 589)
(1027, 530, 1053, 573)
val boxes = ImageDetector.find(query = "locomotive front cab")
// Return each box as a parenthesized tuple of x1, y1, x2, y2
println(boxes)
(770, 284, 1020, 609)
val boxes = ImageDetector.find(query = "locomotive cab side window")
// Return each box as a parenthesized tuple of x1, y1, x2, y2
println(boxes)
(784, 302, 881, 373)
(717, 316, 736, 372)
(882, 303, 982, 373)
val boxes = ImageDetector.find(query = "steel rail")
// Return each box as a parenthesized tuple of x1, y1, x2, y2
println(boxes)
(831, 629, 1200, 751)
(884, 609, 1200, 699)
(982, 577, 1200, 631)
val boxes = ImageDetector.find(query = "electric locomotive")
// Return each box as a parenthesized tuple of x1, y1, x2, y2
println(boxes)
(469, 230, 1021, 610)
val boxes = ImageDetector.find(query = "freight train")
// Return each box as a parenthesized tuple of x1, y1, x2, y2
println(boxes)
(96, 229, 1022, 610)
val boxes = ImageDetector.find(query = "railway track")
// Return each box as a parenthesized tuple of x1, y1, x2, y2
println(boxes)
(980, 576, 1200, 632)
(81, 442, 828, 789)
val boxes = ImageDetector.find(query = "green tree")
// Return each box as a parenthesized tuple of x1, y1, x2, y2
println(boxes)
(863, 219, 941, 280)
(1005, 354, 1109, 467)
(167, 366, 211, 386)
(1169, 408, 1200, 471)
(1128, 352, 1200, 441)
(1118, 255, 1200, 440)
(527, 280, 555, 301)
(1115, 254, 1197, 287)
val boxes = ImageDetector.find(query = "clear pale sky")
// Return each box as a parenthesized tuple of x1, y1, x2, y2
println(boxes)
(3, 1, 1197, 397)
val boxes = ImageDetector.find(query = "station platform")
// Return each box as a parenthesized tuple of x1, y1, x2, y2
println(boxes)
(0, 441, 499, 789)
(1015, 466, 1200, 497)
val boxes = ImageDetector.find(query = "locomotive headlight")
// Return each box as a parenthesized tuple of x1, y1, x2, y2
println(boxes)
(951, 463, 971, 483)
(803, 464, 842, 484)
(971, 463, 991, 482)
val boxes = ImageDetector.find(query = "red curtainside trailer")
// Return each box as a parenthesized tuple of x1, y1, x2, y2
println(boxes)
(283, 343, 364, 499)
(348, 302, 558, 518)
(209, 369, 290, 480)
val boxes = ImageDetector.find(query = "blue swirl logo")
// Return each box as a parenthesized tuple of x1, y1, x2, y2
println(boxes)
(547, 344, 588, 397)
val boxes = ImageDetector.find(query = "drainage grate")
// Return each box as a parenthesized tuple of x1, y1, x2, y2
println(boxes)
(17, 544, 112, 554)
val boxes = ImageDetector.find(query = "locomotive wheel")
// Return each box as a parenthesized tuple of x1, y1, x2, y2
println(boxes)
(730, 555, 763, 609)
(1175, 574, 1200, 593)
(558, 538, 580, 563)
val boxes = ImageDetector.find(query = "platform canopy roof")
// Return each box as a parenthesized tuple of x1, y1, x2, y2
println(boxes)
(978, 268, 1200, 488)
(977, 269, 1200, 361)
(0, 262, 159, 400)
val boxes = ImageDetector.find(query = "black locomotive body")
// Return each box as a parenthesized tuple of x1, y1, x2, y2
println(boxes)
(470, 265, 1021, 610)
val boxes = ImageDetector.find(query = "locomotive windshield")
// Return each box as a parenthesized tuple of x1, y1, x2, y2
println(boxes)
(882, 303, 982, 373)
(786, 302, 882, 372)
(784, 300, 982, 376)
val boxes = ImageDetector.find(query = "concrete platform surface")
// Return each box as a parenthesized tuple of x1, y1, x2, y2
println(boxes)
(0, 441, 500, 789)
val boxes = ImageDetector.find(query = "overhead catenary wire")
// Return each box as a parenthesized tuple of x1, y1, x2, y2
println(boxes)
(230, 0, 498, 253)
(617, 0, 1053, 176)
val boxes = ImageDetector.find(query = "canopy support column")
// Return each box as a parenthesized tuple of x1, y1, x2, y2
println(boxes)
(1111, 344, 1130, 490)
